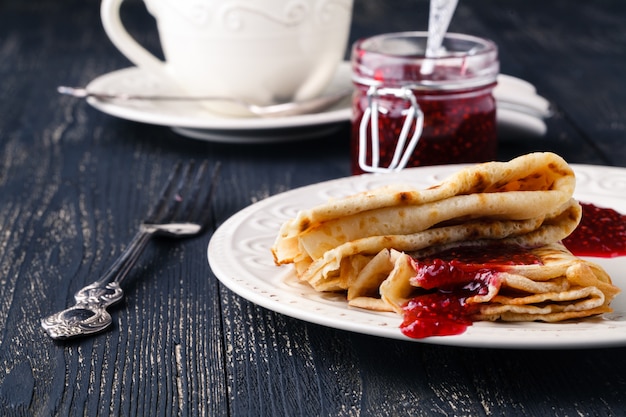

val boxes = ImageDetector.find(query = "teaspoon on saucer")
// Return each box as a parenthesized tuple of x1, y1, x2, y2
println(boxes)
(57, 86, 352, 118)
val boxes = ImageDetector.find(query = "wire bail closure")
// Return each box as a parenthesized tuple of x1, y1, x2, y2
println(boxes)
(358, 85, 424, 173)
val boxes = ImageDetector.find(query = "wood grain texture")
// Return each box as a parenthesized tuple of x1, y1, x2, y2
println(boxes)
(1, 0, 626, 416)
(451, 0, 625, 166)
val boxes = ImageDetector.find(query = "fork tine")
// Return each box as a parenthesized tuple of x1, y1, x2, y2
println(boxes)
(175, 160, 208, 222)
(144, 161, 188, 224)
(145, 160, 220, 227)
(163, 161, 198, 223)
(186, 161, 221, 229)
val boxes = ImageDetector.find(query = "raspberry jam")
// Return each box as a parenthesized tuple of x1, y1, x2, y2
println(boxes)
(400, 244, 542, 339)
(350, 32, 499, 175)
(563, 202, 626, 258)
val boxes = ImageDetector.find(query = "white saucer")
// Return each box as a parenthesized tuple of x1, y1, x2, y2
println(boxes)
(497, 108, 548, 138)
(86, 64, 352, 143)
(85, 65, 550, 143)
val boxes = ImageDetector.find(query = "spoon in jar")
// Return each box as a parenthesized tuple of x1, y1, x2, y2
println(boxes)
(421, 0, 459, 74)
(57, 86, 352, 118)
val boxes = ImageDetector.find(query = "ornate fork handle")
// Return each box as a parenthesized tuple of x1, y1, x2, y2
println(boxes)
(41, 222, 205, 339)
(41, 229, 153, 339)
(41, 222, 203, 339)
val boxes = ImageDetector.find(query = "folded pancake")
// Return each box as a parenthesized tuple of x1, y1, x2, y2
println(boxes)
(271, 152, 620, 336)
(374, 243, 619, 333)
(272, 152, 581, 292)
(302, 200, 580, 292)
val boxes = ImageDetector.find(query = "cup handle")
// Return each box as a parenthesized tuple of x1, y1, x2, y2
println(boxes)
(100, 0, 166, 77)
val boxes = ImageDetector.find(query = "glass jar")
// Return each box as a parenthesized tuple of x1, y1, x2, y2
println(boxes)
(351, 31, 499, 174)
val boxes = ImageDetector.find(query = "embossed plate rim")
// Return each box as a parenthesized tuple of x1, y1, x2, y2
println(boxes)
(207, 164, 626, 349)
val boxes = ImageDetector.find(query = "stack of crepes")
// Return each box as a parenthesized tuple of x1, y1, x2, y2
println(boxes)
(271, 152, 620, 328)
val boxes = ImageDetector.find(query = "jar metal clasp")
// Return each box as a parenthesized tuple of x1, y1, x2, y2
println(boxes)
(358, 85, 424, 173)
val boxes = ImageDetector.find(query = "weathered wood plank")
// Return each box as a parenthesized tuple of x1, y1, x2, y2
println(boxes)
(2, 0, 626, 416)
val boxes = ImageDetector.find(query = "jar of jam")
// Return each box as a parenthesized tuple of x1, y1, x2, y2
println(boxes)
(351, 32, 499, 174)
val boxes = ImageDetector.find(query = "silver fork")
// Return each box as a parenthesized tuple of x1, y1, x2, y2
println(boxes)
(41, 160, 221, 340)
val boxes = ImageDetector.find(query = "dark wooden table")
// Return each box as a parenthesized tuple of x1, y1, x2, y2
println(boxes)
(2, 0, 626, 415)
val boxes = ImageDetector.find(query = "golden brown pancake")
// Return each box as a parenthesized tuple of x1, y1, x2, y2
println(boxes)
(273, 152, 581, 293)
(375, 243, 619, 322)
(271, 152, 620, 330)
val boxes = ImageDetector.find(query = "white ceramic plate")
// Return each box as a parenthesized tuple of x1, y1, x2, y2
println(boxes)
(85, 65, 549, 143)
(208, 164, 626, 349)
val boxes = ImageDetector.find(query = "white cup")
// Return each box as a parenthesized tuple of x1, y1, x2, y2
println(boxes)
(100, 0, 354, 116)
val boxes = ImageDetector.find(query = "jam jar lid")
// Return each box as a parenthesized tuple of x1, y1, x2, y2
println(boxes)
(352, 31, 499, 91)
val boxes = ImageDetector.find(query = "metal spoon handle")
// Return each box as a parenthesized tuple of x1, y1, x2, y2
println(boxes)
(57, 86, 237, 102)
(426, 0, 459, 58)
(58, 85, 352, 118)
(422, 0, 459, 75)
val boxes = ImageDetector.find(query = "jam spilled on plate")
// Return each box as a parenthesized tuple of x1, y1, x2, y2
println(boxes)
(563, 202, 626, 258)
(400, 203, 626, 339)
(400, 245, 542, 339)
